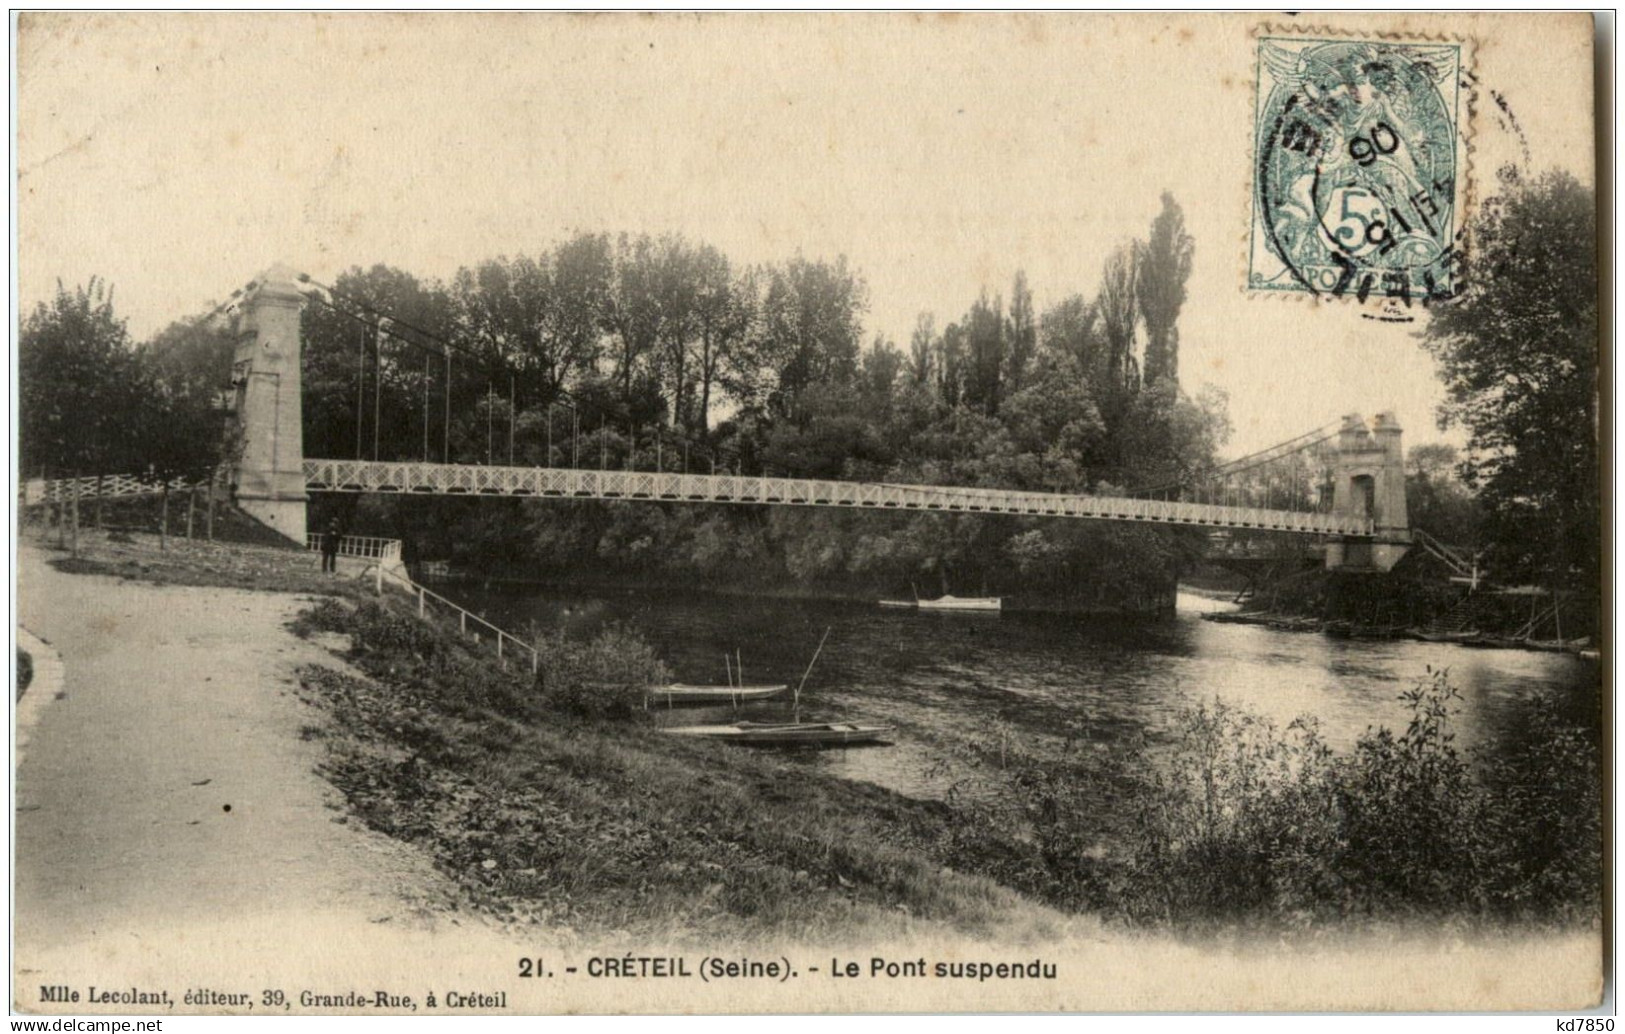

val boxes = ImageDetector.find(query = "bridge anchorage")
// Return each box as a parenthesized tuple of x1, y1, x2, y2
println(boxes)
(217, 266, 1410, 571)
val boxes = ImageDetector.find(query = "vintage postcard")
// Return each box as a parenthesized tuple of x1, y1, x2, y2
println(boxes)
(11, 11, 1604, 1017)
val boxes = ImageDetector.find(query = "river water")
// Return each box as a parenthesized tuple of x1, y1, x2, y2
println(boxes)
(447, 582, 1600, 802)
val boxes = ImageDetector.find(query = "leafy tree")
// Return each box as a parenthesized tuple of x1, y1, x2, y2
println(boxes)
(963, 290, 1006, 416)
(907, 312, 937, 387)
(144, 313, 235, 401)
(1096, 245, 1141, 396)
(690, 246, 756, 434)
(520, 231, 616, 402)
(21, 279, 226, 481)
(1420, 170, 1598, 586)
(604, 234, 666, 407)
(1405, 443, 1481, 549)
(19, 279, 146, 476)
(649, 235, 701, 429)
(1004, 271, 1038, 395)
(1137, 193, 1194, 387)
(138, 316, 237, 478)
(757, 255, 868, 420)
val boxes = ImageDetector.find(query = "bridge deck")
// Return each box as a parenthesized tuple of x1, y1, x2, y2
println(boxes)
(302, 459, 1374, 537)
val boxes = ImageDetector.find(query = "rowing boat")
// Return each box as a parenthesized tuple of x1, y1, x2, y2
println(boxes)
(647, 683, 788, 704)
(660, 721, 894, 745)
(916, 594, 1001, 612)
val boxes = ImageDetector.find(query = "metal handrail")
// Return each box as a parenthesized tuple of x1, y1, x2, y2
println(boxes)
(403, 573, 539, 674)
(306, 532, 537, 672)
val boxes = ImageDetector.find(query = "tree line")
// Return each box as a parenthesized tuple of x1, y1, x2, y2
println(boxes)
(288, 194, 1225, 605)
(19, 172, 1596, 596)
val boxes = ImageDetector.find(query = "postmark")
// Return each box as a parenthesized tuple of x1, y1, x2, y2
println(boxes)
(1249, 31, 1472, 305)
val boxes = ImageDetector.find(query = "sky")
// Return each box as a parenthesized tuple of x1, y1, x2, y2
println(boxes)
(15, 13, 1596, 455)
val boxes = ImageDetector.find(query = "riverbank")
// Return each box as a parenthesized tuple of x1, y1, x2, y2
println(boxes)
(14, 529, 1603, 1011)
(1204, 608, 1598, 656)
(288, 592, 1073, 946)
(14, 528, 1074, 950)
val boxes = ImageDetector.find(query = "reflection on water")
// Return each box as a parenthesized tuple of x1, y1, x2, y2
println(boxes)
(451, 581, 1600, 802)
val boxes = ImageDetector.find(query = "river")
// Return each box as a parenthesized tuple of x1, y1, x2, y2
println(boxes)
(443, 581, 1601, 802)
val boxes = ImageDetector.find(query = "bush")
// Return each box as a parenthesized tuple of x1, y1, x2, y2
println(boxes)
(1001, 668, 1600, 932)
(1479, 691, 1602, 924)
(536, 623, 668, 719)
(348, 600, 439, 659)
(16, 648, 33, 698)
(288, 597, 353, 639)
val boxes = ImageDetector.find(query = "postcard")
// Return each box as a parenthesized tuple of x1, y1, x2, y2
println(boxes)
(12, 11, 1604, 1015)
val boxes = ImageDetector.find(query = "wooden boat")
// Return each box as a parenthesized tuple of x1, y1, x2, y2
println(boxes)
(915, 594, 1001, 612)
(878, 599, 917, 609)
(1411, 629, 1482, 643)
(647, 683, 788, 704)
(661, 721, 894, 745)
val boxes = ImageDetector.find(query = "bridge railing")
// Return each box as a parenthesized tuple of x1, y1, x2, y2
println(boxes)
(302, 458, 1376, 537)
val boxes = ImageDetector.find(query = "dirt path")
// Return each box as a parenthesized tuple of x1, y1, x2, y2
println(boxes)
(13, 543, 517, 1008)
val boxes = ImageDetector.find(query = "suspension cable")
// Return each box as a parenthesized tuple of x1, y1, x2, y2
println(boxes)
(297, 274, 744, 475)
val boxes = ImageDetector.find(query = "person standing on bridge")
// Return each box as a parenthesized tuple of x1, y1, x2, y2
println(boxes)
(321, 519, 341, 574)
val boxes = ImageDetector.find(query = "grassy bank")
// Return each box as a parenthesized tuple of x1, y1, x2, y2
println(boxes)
(290, 586, 1601, 943)
(289, 594, 1068, 945)
(33, 527, 1599, 941)
(28, 525, 371, 597)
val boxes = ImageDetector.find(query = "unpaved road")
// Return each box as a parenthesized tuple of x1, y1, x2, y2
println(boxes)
(14, 543, 518, 1010)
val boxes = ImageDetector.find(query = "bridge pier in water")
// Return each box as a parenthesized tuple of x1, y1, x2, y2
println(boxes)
(229, 266, 308, 545)
(1323, 412, 1410, 572)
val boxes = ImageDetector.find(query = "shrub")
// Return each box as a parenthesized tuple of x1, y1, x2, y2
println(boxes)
(288, 597, 353, 639)
(536, 623, 668, 719)
(16, 648, 33, 698)
(1004, 668, 1600, 932)
(1479, 690, 1603, 924)
(348, 600, 438, 659)
(1114, 700, 1340, 927)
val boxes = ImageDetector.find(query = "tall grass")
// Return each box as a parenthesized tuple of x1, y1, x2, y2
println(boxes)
(1002, 668, 1602, 931)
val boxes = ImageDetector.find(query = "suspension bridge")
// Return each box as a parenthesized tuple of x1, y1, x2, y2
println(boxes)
(25, 265, 1416, 571)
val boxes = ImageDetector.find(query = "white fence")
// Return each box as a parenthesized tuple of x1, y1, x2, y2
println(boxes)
(21, 470, 220, 506)
(304, 533, 403, 560)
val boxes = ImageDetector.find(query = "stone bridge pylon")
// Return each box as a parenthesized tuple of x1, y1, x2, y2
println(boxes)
(1323, 412, 1411, 571)
(228, 265, 308, 544)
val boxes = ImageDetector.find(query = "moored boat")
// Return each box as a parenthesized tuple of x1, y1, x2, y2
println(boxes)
(661, 720, 894, 745)
(915, 594, 1001, 612)
(647, 683, 788, 704)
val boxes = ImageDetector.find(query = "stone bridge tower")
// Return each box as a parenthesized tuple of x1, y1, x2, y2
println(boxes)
(228, 265, 307, 544)
(1323, 411, 1410, 571)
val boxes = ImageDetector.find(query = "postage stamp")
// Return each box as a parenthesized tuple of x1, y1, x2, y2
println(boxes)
(1249, 31, 1471, 304)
